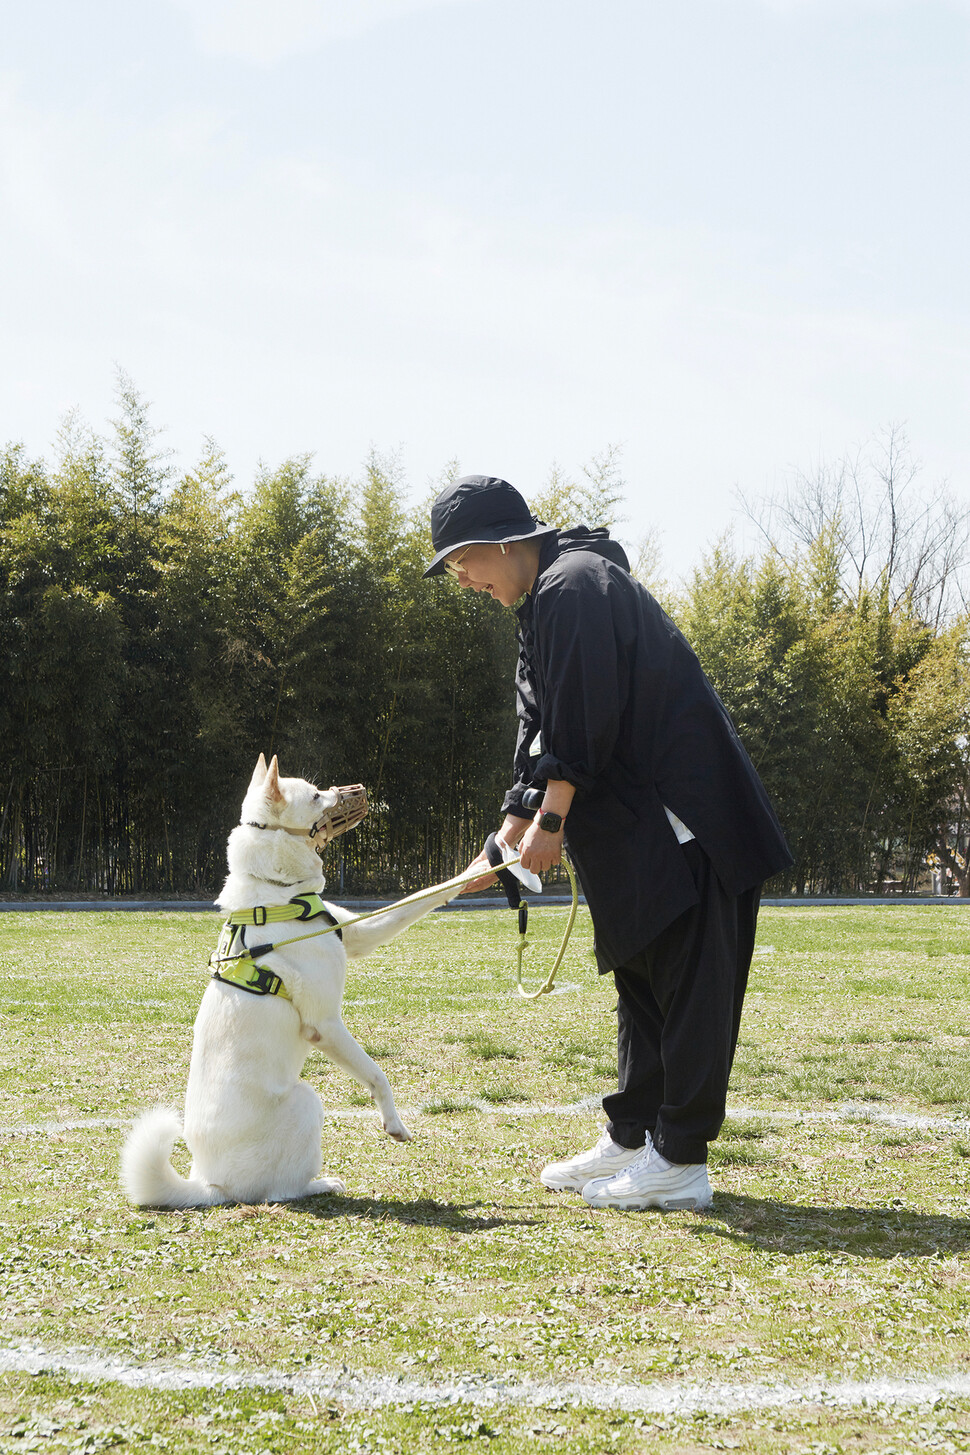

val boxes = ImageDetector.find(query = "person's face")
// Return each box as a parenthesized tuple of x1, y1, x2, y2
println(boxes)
(444, 542, 535, 607)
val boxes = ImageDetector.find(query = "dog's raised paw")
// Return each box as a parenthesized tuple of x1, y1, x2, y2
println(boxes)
(385, 1121, 413, 1143)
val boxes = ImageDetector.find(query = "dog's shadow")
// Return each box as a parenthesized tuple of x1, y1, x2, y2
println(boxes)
(298, 1193, 540, 1233)
(690, 1193, 970, 1259)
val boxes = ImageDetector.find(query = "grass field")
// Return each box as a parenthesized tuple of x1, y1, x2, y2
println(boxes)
(1, 902, 970, 1453)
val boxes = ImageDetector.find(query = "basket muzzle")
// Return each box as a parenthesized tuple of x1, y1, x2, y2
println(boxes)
(310, 784, 368, 843)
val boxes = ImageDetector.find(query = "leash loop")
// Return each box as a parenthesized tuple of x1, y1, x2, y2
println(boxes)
(481, 832, 579, 999)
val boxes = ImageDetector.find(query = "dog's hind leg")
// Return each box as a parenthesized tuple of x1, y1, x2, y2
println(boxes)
(302, 1175, 347, 1196)
(309, 1018, 411, 1141)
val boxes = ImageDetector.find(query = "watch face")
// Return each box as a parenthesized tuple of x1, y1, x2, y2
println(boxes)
(539, 811, 562, 833)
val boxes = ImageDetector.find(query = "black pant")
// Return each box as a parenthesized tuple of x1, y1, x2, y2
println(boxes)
(602, 840, 760, 1165)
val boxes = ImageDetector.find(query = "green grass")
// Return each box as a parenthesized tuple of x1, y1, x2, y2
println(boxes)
(460, 1029, 522, 1062)
(1, 904, 970, 1452)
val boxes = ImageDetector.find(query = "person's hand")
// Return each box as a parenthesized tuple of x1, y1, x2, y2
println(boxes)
(459, 848, 499, 895)
(459, 818, 529, 895)
(518, 819, 564, 876)
(458, 824, 527, 894)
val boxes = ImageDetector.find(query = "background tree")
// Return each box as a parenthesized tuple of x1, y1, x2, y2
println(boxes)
(528, 445, 626, 530)
(740, 427, 970, 629)
(2, 397, 967, 897)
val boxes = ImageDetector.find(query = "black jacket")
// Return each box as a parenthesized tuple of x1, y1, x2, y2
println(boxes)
(501, 529, 793, 972)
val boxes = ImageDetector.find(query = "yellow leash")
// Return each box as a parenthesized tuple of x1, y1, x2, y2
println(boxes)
(210, 853, 580, 1000)
(513, 852, 580, 999)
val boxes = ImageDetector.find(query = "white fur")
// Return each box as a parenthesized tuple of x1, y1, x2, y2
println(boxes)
(121, 755, 458, 1208)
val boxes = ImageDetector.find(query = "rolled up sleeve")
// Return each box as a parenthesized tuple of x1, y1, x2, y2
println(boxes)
(501, 649, 542, 818)
(531, 566, 627, 795)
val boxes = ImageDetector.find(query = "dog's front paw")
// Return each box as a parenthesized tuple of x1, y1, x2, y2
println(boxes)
(384, 1118, 412, 1143)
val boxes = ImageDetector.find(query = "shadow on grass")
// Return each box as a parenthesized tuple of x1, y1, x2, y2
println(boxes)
(297, 1193, 541, 1234)
(692, 1193, 970, 1258)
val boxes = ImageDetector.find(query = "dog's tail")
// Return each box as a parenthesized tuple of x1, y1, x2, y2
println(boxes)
(121, 1108, 228, 1209)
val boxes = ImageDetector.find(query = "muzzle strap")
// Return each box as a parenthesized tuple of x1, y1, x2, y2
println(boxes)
(246, 784, 369, 846)
(316, 784, 368, 839)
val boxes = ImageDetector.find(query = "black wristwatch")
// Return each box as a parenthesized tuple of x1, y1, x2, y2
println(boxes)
(538, 810, 563, 834)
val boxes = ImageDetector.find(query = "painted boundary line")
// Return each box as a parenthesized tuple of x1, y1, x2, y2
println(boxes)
(2, 897, 969, 912)
(2, 1100, 968, 1139)
(2, 1340, 970, 1416)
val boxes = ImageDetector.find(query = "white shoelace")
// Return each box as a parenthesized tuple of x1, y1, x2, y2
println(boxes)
(621, 1140, 673, 1176)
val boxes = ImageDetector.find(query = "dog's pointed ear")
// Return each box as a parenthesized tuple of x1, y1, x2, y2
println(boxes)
(264, 755, 284, 803)
(248, 753, 268, 792)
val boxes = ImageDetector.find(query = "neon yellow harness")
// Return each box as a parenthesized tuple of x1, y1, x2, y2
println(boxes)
(209, 892, 340, 1000)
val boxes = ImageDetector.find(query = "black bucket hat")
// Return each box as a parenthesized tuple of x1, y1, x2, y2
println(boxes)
(423, 475, 557, 577)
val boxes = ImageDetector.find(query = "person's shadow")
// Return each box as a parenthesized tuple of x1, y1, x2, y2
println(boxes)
(298, 1193, 540, 1233)
(688, 1193, 970, 1258)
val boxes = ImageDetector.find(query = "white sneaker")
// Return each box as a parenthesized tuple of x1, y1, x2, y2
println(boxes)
(540, 1129, 644, 1193)
(582, 1141, 712, 1211)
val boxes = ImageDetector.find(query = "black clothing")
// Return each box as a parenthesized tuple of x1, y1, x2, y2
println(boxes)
(501, 529, 792, 972)
(604, 839, 760, 1165)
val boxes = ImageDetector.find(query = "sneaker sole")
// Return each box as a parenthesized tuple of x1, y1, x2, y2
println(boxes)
(583, 1186, 713, 1212)
(539, 1177, 588, 1194)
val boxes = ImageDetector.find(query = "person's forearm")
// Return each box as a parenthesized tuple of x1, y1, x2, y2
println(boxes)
(497, 814, 530, 848)
(540, 779, 575, 822)
(500, 781, 576, 840)
(515, 778, 574, 874)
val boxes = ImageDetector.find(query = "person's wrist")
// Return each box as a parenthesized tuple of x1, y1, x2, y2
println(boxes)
(536, 778, 574, 830)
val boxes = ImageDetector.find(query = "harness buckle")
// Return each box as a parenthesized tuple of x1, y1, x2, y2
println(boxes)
(246, 964, 283, 995)
(253, 906, 268, 926)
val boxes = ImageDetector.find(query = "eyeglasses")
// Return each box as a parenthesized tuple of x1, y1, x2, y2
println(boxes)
(443, 546, 473, 578)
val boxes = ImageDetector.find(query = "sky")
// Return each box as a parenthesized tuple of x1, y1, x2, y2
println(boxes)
(1, 0, 968, 579)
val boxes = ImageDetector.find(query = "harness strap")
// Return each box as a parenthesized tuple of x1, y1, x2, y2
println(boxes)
(212, 956, 291, 999)
(210, 895, 344, 999)
(226, 891, 340, 929)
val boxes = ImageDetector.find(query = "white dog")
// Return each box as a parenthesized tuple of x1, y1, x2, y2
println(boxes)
(121, 754, 460, 1207)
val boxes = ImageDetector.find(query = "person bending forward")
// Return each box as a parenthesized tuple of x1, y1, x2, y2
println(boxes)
(423, 475, 793, 1211)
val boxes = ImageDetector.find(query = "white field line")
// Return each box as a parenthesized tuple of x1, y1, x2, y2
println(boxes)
(2, 1340, 970, 1416)
(2, 1100, 968, 1139)
(0, 1117, 132, 1136)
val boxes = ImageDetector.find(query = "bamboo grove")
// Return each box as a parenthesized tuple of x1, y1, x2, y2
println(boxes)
(2, 386, 968, 896)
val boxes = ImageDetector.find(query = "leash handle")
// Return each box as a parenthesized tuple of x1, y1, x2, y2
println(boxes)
(484, 832, 523, 910)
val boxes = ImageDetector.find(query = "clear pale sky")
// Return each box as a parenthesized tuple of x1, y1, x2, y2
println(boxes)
(2, 0, 967, 578)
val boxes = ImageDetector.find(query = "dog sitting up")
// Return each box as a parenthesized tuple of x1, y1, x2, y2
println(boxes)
(121, 754, 459, 1207)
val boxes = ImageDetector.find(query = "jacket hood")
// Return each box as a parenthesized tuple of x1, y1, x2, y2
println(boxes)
(545, 525, 631, 573)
